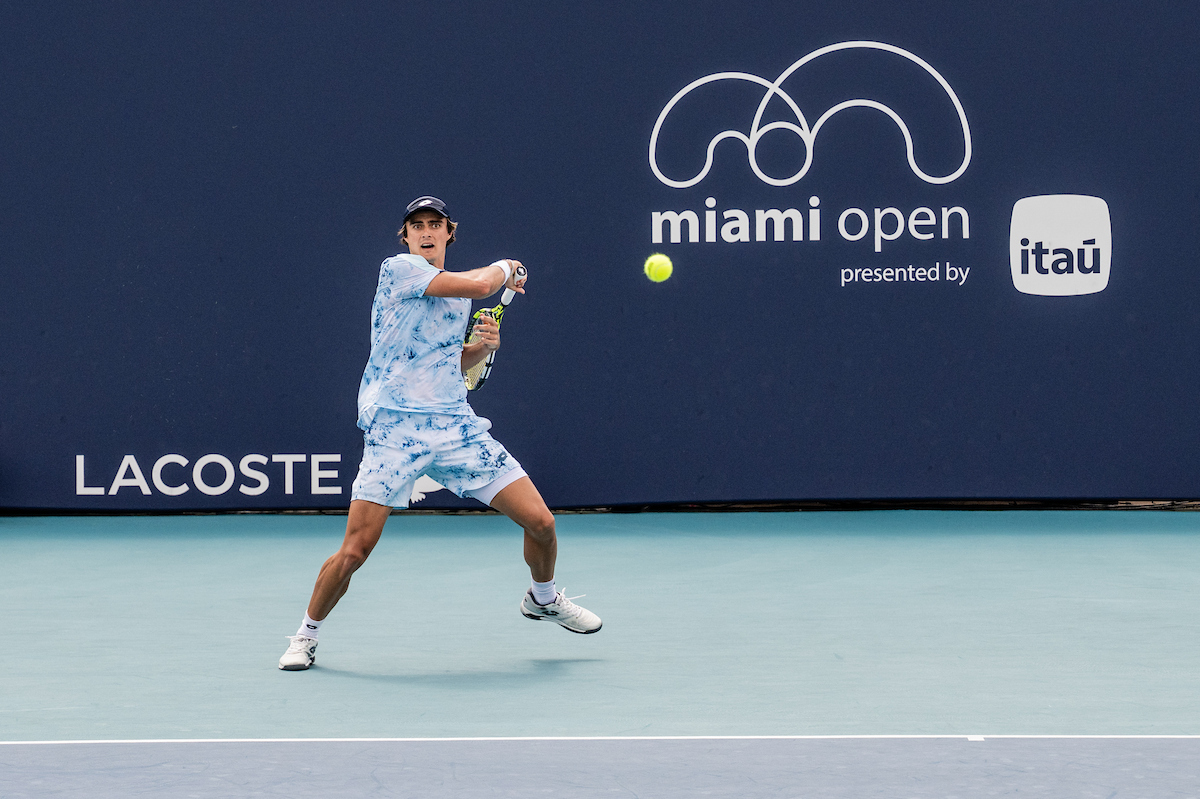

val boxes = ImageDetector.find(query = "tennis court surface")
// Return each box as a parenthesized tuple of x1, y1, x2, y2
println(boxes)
(4, 510, 1199, 796)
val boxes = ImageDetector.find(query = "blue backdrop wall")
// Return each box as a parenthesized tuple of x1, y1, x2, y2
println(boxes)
(2, 1, 1198, 510)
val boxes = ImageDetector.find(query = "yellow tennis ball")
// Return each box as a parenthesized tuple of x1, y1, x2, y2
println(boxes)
(644, 253, 673, 282)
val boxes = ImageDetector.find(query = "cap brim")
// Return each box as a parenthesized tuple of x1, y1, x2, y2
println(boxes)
(404, 208, 450, 223)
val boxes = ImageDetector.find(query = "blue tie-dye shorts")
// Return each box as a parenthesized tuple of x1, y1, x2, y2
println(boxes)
(350, 407, 522, 508)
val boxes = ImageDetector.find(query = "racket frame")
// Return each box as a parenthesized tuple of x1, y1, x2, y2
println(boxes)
(463, 266, 525, 390)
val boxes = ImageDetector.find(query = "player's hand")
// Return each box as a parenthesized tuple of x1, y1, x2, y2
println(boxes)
(472, 313, 501, 351)
(504, 259, 526, 294)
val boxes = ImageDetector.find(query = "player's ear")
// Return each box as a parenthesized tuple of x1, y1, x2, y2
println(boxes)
(447, 220, 457, 245)
(398, 224, 408, 245)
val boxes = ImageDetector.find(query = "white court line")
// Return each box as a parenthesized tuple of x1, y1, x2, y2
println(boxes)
(4, 735, 1200, 746)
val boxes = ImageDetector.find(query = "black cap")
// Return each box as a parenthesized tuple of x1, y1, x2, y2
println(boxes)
(403, 195, 450, 223)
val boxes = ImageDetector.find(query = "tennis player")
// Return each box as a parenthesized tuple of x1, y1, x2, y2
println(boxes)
(279, 195, 601, 671)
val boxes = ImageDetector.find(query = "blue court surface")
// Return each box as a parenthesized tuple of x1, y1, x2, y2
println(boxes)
(3, 510, 1199, 796)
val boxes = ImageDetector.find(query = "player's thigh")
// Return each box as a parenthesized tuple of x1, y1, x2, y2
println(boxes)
(340, 499, 392, 560)
(489, 477, 554, 537)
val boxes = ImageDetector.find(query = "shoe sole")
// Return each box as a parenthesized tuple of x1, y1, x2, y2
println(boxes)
(279, 656, 315, 671)
(521, 608, 602, 634)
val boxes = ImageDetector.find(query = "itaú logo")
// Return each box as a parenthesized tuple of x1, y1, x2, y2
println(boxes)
(1009, 195, 1111, 296)
(648, 41, 971, 188)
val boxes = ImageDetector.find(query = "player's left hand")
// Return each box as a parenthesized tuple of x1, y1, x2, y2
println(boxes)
(472, 314, 500, 351)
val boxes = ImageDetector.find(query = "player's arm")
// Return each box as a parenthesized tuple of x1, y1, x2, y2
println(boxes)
(426, 259, 526, 299)
(461, 314, 499, 372)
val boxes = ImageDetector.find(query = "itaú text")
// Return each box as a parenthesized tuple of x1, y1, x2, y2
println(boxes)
(75, 453, 343, 497)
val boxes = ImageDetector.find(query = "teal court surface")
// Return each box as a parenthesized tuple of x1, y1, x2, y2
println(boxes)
(3, 510, 1199, 796)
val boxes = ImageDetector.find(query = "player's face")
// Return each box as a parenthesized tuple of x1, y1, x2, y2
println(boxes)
(404, 211, 452, 268)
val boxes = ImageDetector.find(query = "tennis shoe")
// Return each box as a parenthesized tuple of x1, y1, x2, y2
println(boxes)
(278, 635, 318, 670)
(520, 589, 602, 634)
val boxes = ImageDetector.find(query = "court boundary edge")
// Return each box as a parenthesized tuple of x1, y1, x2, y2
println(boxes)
(4, 499, 1200, 516)
(4, 734, 1200, 746)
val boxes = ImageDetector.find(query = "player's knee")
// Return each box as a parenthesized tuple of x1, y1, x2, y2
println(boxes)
(526, 511, 555, 543)
(339, 518, 382, 571)
(337, 545, 371, 573)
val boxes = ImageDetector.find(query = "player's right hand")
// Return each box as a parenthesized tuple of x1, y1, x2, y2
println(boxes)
(504, 260, 526, 293)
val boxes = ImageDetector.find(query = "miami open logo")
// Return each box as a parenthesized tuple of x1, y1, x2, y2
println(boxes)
(648, 41, 972, 188)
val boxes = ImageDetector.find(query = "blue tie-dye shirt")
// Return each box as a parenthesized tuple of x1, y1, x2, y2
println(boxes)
(357, 253, 471, 427)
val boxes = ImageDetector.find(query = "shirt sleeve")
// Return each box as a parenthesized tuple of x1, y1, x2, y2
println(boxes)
(377, 254, 439, 303)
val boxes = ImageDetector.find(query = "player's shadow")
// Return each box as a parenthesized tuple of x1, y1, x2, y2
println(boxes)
(315, 658, 604, 687)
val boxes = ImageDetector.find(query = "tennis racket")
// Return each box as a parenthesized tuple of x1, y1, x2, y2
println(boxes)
(464, 264, 526, 391)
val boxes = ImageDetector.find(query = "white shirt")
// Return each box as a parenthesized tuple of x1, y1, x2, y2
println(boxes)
(356, 253, 472, 426)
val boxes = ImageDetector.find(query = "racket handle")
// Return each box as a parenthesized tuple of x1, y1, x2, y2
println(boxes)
(500, 264, 526, 304)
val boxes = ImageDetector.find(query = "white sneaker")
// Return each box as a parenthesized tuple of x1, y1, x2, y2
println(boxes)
(278, 635, 318, 670)
(520, 589, 602, 634)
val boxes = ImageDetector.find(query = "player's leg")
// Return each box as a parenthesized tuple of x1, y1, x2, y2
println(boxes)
(488, 476, 556, 581)
(280, 409, 430, 670)
(488, 476, 601, 634)
(307, 499, 392, 620)
(434, 418, 555, 577)
(433, 414, 600, 633)
(279, 499, 391, 671)
(309, 408, 428, 619)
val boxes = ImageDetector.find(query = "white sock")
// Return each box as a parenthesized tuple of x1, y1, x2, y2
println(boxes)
(297, 613, 323, 639)
(531, 579, 557, 605)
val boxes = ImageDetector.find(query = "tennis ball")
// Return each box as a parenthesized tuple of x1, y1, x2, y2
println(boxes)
(644, 253, 673, 282)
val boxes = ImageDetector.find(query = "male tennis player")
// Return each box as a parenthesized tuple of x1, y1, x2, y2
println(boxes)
(279, 195, 601, 670)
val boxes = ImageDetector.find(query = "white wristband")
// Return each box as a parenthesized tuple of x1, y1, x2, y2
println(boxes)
(490, 260, 512, 283)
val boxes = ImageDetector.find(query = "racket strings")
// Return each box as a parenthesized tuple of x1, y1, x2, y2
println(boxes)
(463, 310, 494, 390)
(463, 299, 509, 391)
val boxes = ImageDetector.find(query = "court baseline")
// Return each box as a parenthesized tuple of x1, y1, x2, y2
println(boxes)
(4, 736, 1199, 798)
